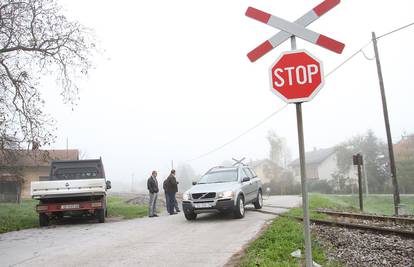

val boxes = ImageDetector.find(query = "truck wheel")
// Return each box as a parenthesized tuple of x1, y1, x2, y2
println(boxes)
(184, 212, 197, 221)
(39, 213, 49, 227)
(253, 190, 263, 209)
(233, 195, 245, 219)
(97, 208, 105, 223)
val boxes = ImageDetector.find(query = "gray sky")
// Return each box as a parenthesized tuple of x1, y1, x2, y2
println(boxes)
(42, 0, 414, 190)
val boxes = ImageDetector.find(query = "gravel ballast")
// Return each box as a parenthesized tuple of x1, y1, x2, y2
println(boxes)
(314, 224, 414, 267)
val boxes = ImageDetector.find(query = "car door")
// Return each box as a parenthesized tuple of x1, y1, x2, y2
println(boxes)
(239, 168, 250, 202)
(247, 168, 260, 196)
(241, 168, 256, 203)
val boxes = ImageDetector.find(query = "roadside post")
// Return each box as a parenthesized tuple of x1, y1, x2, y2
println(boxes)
(245, 1, 345, 266)
(353, 153, 364, 211)
(372, 32, 400, 215)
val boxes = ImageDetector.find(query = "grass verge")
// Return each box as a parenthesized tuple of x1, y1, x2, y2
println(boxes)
(0, 196, 146, 234)
(239, 216, 333, 267)
(0, 199, 38, 234)
(321, 194, 414, 215)
(240, 194, 349, 267)
(240, 193, 414, 266)
(107, 196, 147, 219)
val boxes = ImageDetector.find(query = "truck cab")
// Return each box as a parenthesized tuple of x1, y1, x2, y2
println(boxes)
(31, 159, 111, 226)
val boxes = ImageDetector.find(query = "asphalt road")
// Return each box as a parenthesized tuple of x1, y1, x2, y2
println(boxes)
(0, 196, 301, 267)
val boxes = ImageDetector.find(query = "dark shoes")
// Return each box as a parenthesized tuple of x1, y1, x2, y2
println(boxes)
(149, 214, 159, 218)
(169, 212, 177, 215)
(176, 209, 181, 212)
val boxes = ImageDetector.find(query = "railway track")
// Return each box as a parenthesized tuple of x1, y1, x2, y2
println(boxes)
(315, 209, 414, 225)
(251, 209, 414, 238)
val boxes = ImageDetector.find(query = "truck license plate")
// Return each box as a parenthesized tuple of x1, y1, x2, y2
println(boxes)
(194, 203, 212, 209)
(61, 204, 80, 209)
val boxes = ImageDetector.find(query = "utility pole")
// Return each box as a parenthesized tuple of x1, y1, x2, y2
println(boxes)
(372, 32, 400, 215)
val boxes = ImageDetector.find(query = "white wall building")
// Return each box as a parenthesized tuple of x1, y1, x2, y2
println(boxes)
(289, 147, 356, 183)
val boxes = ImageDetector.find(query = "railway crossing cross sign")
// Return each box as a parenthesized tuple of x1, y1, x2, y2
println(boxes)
(245, 0, 345, 62)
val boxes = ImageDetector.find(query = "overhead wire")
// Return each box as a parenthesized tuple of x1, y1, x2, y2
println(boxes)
(186, 42, 371, 162)
(376, 21, 414, 40)
(186, 21, 414, 162)
(186, 104, 288, 162)
(325, 41, 372, 77)
(361, 48, 375, 61)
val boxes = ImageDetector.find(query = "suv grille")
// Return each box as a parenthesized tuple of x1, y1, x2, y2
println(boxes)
(192, 192, 216, 199)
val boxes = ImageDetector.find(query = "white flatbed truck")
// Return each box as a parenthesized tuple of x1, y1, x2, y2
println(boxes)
(31, 159, 111, 226)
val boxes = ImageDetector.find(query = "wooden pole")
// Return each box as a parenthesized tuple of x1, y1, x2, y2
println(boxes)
(372, 32, 400, 215)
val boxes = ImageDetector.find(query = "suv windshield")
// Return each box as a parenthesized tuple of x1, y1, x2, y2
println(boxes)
(198, 169, 238, 184)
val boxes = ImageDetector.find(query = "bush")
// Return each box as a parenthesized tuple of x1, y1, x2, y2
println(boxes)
(308, 180, 334, 194)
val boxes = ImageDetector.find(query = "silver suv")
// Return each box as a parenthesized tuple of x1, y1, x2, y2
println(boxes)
(182, 165, 263, 220)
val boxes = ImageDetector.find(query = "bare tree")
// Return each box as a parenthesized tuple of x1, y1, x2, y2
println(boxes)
(267, 130, 290, 168)
(176, 164, 198, 192)
(0, 0, 96, 150)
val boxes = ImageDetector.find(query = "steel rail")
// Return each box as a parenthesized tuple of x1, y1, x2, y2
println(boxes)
(249, 209, 414, 238)
(315, 209, 414, 225)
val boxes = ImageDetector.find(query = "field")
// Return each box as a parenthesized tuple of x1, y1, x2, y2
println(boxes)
(322, 194, 414, 215)
(239, 193, 414, 267)
(0, 196, 147, 234)
(0, 199, 38, 234)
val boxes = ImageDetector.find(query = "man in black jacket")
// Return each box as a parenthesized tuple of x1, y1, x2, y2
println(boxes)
(147, 170, 159, 217)
(165, 169, 179, 215)
(163, 176, 180, 214)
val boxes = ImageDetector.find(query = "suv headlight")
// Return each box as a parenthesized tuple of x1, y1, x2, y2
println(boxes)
(218, 191, 234, 199)
(183, 192, 191, 201)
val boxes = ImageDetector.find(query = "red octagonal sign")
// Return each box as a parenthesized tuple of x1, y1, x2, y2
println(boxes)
(269, 50, 324, 103)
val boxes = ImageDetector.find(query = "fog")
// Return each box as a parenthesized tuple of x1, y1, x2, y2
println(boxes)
(41, 0, 414, 192)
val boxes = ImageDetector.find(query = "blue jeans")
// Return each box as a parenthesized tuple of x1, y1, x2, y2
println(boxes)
(165, 192, 180, 213)
(166, 192, 176, 214)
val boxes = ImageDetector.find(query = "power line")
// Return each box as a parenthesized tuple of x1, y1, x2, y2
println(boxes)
(186, 22, 414, 162)
(376, 21, 414, 40)
(325, 41, 372, 77)
(360, 47, 375, 61)
(186, 104, 288, 162)
(187, 42, 373, 162)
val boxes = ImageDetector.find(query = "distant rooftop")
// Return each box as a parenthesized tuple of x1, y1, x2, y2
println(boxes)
(249, 159, 279, 168)
(290, 147, 335, 167)
(0, 149, 79, 167)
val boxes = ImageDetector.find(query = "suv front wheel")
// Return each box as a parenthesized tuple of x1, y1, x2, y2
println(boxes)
(233, 195, 245, 219)
(184, 212, 197, 221)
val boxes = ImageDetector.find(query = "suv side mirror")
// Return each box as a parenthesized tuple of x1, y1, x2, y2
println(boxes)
(242, 177, 250, 183)
(192, 181, 197, 186)
(106, 180, 112, 190)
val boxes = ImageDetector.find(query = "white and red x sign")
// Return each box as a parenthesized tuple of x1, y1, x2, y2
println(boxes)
(246, 0, 345, 62)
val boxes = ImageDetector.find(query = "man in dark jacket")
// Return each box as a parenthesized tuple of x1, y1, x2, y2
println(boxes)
(163, 176, 180, 214)
(165, 169, 179, 215)
(147, 170, 159, 217)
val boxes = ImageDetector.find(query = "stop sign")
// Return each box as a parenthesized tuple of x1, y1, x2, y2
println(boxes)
(269, 50, 324, 103)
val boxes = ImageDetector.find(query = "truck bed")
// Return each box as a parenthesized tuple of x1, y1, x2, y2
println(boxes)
(31, 178, 107, 199)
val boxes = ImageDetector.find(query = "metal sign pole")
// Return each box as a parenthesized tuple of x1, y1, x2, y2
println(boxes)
(356, 154, 364, 211)
(291, 35, 313, 267)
